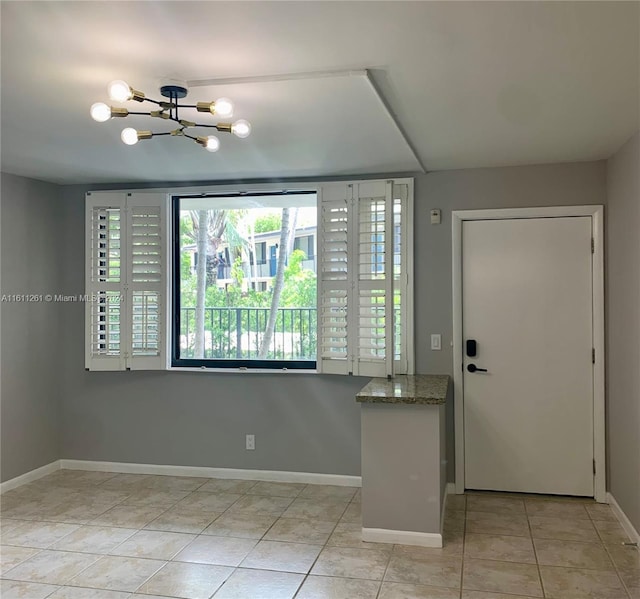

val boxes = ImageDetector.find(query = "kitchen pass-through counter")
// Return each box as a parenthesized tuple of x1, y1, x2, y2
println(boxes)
(356, 374, 451, 547)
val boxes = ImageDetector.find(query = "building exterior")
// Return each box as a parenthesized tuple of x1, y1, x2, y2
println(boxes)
(187, 225, 317, 292)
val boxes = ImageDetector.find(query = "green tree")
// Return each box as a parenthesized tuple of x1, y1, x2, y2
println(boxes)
(281, 250, 317, 307)
(254, 213, 281, 233)
(280, 249, 317, 358)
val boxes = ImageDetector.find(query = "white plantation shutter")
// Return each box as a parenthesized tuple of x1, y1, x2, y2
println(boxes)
(318, 179, 412, 377)
(355, 181, 394, 377)
(126, 193, 167, 370)
(85, 193, 127, 371)
(85, 192, 168, 371)
(318, 184, 352, 374)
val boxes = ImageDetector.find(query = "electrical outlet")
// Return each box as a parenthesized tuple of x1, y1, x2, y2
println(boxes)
(246, 434, 255, 450)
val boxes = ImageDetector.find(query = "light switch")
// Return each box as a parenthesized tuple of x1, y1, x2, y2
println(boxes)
(431, 334, 442, 350)
(430, 209, 441, 225)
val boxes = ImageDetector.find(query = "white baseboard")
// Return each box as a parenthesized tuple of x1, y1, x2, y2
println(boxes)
(607, 492, 640, 546)
(362, 527, 442, 548)
(59, 459, 362, 487)
(440, 483, 458, 533)
(0, 460, 61, 494)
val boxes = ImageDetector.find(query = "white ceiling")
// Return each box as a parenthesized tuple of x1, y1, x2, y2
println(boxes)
(1, 1, 638, 184)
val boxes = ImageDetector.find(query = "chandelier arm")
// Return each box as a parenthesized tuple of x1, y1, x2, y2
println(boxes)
(137, 97, 181, 111)
(148, 113, 184, 125)
(141, 98, 164, 106)
(193, 123, 233, 132)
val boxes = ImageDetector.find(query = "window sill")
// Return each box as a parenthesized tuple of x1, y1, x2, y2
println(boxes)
(169, 367, 319, 374)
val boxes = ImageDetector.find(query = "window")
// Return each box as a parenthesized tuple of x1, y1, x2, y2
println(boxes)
(85, 179, 413, 374)
(172, 192, 318, 369)
(255, 242, 267, 265)
(248, 243, 266, 266)
(294, 234, 315, 259)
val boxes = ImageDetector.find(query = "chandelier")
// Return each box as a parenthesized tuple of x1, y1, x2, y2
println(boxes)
(90, 80, 251, 152)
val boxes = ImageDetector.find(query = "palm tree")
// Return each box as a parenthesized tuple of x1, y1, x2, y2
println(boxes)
(259, 207, 291, 359)
(189, 210, 226, 358)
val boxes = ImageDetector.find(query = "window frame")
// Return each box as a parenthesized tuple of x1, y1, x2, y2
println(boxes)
(171, 190, 319, 371)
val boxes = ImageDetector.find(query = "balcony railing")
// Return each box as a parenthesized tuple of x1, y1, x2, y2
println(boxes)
(179, 306, 317, 360)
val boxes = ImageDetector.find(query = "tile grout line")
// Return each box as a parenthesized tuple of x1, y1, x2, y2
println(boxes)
(372, 531, 393, 599)
(131, 558, 177, 597)
(216, 485, 318, 598)
(589, 504, 634, 599)
(458, 497, 465, 599)
(601, 540, 636, 599)
(526, 499, 548, 599)
(290, 490, 359, 599)
(290, 491, 354, 598)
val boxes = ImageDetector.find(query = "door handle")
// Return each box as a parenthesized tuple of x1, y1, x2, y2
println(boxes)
(467, 364, 488, 373)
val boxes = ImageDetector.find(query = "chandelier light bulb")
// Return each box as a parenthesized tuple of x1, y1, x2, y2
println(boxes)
(205, 136, 220, 152)
(121, 127, 139, 145)
(90, 102, 112, 122)
(231, 119, 251, 138)
(108, 80, 132, 102)
(213, 97, 234, 118)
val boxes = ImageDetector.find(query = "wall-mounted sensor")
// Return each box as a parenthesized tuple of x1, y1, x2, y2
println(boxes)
(430, 209, 441, 225)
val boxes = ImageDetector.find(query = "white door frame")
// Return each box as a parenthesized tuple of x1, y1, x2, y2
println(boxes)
(452, 206, 605, 502)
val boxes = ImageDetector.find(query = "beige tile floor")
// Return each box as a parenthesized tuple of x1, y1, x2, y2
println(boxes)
(0, 470, 638, 598)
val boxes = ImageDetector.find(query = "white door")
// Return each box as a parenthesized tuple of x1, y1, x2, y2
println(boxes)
(462, 217, 594, 496)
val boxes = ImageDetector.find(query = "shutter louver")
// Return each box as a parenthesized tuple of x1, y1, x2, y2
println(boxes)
(85, 191, 168, 371)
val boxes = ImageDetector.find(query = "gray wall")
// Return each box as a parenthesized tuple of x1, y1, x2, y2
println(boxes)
(58, 185, 366, 475)
(1, 173, 62, 481)
(57, 160, 606, 479)
(606, 131, 640, 531)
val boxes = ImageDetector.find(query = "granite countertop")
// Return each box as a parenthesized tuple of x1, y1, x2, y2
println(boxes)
(356, 374, 450, 405)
